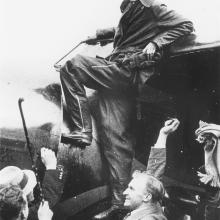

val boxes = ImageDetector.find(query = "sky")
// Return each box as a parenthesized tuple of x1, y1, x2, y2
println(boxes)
(0, 0, 220, 127)
(0, 0, 121, 87)
(1, 0, 220, 87)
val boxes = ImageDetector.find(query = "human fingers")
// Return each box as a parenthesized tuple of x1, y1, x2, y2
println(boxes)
(38, 201, 46, 211)
(41, 148, 46, 159)
(38, 201, 53, 220)
(39, 201, 49, 211)
(199, 175, 212, 184)
(164, 119, 174, 126)
(164, 119, 179, 130)
(197, 171, 206, 177)
(143, 43, 156, 60)
(171, 120, 180, 130)
(164, 118, 178, 126)
(203, 176, 212, 184)
(145, 50, 155, 60)
(42, 149, 57, 169)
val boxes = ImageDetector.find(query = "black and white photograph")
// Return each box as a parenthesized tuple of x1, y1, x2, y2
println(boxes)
(1, 0, 220, 219)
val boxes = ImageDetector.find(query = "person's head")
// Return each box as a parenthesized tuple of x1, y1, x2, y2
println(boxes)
(123, 171, 165, 210)
(0, 185, 28, 220)
(195, 121, 220, 187)
(0, 166, 37, 202)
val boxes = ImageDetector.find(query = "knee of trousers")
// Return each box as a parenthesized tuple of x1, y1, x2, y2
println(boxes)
(68, 54, 87, 71)
(60, 55, 87, 81)
(60, 61, 80, 84)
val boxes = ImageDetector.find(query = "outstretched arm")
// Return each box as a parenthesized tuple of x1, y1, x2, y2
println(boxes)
(41, 148, 65, 209)
(146, 119, 180, 179)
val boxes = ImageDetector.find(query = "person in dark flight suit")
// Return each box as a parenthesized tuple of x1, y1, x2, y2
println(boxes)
(59, 1, 194, 218)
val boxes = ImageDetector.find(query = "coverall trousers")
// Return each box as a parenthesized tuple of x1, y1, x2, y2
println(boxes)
(60, 54, 136, 205)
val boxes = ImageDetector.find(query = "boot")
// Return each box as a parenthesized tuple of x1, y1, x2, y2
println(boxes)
(61, 93, 93, 146)
(60, 62, 93, 147)
(61, 131, 92, 147)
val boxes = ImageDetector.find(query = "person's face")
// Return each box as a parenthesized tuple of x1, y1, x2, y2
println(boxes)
(123, 177, 147, 210)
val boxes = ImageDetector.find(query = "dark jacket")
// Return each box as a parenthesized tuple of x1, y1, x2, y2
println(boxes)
(97, 0, 194, 55)
(42, 169, 64, 208)
(28, 169, 64, 220)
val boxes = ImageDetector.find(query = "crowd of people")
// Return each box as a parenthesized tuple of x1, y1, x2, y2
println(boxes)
(1, 121, 220, 220)
(2, 119, 219, 220)
(0, 148, 64, 220)
(1, 0, 219, 219)
(0, 119, 177, 220)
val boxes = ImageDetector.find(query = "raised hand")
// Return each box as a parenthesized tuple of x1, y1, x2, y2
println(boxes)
(143, 42, 157, 60)
(38, 201, 53, 220)
(41, 148, 57, 170)
(160, 118, 180, 136)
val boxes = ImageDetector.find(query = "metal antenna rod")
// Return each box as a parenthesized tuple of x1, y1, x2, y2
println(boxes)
(18, 98, 44, 202)
(18, 98, 34, 162)
(53, 38, 114, 69)
(54, 41, 84, 68)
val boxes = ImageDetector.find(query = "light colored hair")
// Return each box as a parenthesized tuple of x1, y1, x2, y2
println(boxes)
(0, 185, 26, 220)
(132, 170, 165, 203)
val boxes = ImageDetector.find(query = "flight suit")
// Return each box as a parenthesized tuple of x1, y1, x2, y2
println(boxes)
(60, 0, 194, 206)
